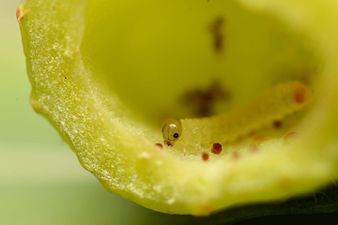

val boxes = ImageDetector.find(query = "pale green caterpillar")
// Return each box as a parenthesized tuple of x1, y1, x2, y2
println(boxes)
(162, 81, 312, 148)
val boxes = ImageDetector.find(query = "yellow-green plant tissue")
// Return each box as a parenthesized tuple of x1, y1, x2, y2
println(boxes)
(18, 0, 338, 216)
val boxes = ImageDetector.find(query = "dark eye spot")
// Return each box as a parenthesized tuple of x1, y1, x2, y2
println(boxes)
(173, 133, 179, 139)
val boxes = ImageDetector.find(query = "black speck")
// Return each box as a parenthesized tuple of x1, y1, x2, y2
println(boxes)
(209, 16, 226, 54)
(273, 120, 283, 129)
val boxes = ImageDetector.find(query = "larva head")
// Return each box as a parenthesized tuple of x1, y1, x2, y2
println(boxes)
(162, 118, 182, 146)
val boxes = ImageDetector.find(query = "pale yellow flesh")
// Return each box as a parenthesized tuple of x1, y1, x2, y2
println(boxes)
(19, 0, 338, 215)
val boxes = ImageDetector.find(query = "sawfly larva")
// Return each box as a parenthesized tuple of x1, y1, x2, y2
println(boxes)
(162, 81, 312, 148)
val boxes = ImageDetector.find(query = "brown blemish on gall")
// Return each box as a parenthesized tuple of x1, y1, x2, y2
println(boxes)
(155, 143, 163, 149)
(252, 134, 265, 143)
(211, 143, 222, 154)
(250, 134, 265, 153)
(16, 6, 25, 22)
(202, 152, 209, 161)
(250, 144, 260, 153)
(283, 131, 297, 141)
(232, 151, 240, 160)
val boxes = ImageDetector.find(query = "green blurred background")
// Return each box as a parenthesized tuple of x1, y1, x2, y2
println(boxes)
(0, 1, 195, 224)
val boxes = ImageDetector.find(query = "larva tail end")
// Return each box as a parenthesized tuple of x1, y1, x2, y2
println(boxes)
(288, 81, 313, 106)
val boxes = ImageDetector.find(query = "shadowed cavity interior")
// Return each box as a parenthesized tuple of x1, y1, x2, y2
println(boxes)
(81, 0, 319, 131)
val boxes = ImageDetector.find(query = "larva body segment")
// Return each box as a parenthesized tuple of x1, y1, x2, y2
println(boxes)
(179, 81, 312, 148)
